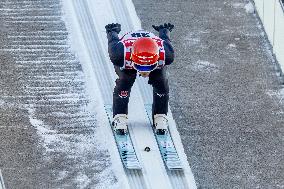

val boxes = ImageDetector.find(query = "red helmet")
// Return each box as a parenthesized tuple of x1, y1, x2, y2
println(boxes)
(131, 37, 159, 72)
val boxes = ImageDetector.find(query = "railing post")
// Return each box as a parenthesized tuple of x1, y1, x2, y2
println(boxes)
(273, 0, 276, 48)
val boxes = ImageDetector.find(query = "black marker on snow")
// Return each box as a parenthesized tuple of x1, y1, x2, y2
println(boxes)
(144, 147, 151, 152)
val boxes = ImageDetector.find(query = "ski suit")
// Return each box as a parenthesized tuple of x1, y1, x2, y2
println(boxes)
(106, 29, 174, 117)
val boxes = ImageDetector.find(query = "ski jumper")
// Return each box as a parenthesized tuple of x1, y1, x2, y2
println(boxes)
(107, 29, 174, 117)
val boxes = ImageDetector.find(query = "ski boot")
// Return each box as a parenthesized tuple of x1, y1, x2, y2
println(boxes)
(112, 114, 128, 135)
(154, 114, 169, 135)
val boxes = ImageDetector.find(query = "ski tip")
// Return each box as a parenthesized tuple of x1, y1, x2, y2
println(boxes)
(166, 162, 183, 170)
(168, 167, 183, 171)
(125, 164, 142, 170)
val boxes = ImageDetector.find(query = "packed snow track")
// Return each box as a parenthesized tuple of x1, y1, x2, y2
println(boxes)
(62, 0, 197, 188)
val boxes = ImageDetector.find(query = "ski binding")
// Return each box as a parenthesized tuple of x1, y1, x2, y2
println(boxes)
(105, 105, 141, 170)
(145, 104, 183, 170)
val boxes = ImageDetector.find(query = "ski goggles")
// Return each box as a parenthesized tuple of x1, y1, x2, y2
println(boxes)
(133, 62, 158, 72)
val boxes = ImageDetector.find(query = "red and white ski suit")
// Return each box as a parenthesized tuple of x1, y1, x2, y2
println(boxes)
(106, 29, 174, 117)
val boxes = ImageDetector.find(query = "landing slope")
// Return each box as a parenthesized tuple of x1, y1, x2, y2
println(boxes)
(133, 0, 284, 188)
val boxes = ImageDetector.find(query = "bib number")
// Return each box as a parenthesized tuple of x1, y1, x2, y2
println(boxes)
(131, 32, 150, 38)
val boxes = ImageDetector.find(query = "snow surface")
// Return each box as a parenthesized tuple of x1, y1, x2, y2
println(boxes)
(191, 60, 219, 73)
(266, 89, 284, 106)
(61, 1, 123, 188)
(27, 103, 118, 188)
(232, 2, 255, 14)
(19, 1, 121, 186)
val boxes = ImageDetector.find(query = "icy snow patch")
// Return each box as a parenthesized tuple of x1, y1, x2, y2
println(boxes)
(184, 33, 200, 47)
(75, 172, 91, 189)
(27, 108, 56, 152)
(228, 43, 237, 48)
(232, 2, 245, 9)
(245, 2, 255, 14)
(27, 105, 117, 188)
(57, 170, 69, 181)
(232, 2, 254, 14)
(0, 99, 5, 106)
(191, 60, 219, 72)
(280, 88, 284, 104)
(266, 89, 284, 105)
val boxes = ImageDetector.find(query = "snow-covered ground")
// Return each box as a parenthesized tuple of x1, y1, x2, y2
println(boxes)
(0, 0, 116, 188)
(0, 0, 283, 188)
(132, 0, 284, 188)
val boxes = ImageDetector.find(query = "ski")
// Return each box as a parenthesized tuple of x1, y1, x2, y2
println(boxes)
(105, 104, 141, 170)
(144, 104, 183, 170)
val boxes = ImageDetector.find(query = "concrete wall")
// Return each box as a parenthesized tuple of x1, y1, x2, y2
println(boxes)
(253, 0, 284, 75)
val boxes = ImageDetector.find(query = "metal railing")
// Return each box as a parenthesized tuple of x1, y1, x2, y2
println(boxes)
(280, 0, 284, 11)
(253, 0, 284, 79)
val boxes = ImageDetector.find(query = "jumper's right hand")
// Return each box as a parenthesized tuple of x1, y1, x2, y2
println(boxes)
(105, 23, 121, 34)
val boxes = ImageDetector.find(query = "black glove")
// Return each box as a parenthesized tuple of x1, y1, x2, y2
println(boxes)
(105, 23, 121, 34)
(152, 23, 174, 32)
